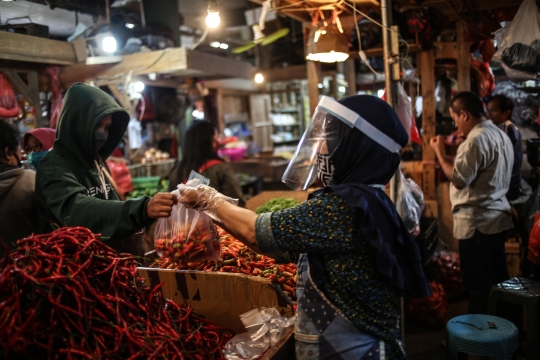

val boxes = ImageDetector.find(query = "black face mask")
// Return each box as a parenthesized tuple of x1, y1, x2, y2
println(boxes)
(316, 153, 335, 186)
(94, 131, 108, 157)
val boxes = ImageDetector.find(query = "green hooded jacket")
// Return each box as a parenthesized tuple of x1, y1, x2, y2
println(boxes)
(35, 83, 154, 243)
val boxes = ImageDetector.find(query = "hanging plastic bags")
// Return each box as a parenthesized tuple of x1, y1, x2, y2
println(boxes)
(396, 168, 424, 234)
(0, 74, 19, 119)
(46, 66, 63, 129)
(492, 0, 540, 81)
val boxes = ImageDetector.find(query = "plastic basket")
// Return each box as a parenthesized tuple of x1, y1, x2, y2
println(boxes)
(219, 147, 246, 162)
(132, 176, 160, 190)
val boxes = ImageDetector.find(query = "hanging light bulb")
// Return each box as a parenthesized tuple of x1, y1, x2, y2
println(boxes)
(206, 0, 220, 28)
(101, 35, 117, 53)
(254, 73, 264, 83)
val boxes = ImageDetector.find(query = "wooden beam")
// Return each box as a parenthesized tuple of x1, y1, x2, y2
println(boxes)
(60, 48, 254, 88)
(0, 31, 76, 65)
(307, 61, 320, 116)
(2, 69, 43, 128)
(434, 42, 458, 60)
(106, 84, 130, 112)
(419, 50, 437, 200)
(345, 58, 357, 96)
(249, 0, 311, 22)
(188, 51, 254, 79)
(259, 65, 307, 82)
(456, 22, 470, 92)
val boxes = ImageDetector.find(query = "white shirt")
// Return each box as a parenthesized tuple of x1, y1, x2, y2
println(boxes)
(450, 120, 514, 239)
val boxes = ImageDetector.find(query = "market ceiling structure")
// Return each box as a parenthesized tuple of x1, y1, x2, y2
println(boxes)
(248, 0, 538, 23)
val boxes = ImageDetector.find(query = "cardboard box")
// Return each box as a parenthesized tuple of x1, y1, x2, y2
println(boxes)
(137, 268, 294, 334)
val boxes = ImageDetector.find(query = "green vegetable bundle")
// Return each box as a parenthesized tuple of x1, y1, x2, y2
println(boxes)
(255, 197, 300, 214)
(126, 179, 169, 199)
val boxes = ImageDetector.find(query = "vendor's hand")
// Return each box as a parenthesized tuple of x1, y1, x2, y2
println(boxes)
(429, 135, 446, 157)
(147, 193, 178, 219)
(177, 184, 219, 211)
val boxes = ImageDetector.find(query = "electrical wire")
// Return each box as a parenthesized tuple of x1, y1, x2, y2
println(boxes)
(190, 27, 209, 50)
(353, 1, 383, 77)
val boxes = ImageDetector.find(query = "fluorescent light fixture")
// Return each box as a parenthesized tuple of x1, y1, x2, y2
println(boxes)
(210, 41, 221, 48)
(338, 86, 346, 93)
(254, 73, 264, 83)
(102, 36, 117, 53)
(317, 83, 323, 89)
(306, 51, 349, 63)
(219, 43, 229, 49)
(125, 23, 135, 29)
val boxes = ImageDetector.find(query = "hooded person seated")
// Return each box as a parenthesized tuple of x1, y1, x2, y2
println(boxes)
(0, 121, 41, 249)
(35, 83, 177, 256)
(177, 95, 430, 359)
(23, 127, 56, 170)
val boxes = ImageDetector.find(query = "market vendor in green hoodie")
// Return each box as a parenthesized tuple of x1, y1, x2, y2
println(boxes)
(35, 83, 177, 256)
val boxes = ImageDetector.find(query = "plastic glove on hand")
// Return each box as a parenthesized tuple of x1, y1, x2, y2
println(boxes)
(177, 184, 237, 221)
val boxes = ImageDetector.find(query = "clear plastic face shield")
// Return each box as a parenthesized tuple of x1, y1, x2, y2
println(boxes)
(281, 96, 403, 190)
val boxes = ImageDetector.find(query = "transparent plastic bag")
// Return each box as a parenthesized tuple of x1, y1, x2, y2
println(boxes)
(154, 188, 222, 262)
(223, 308, 296, 360)
(396, 168, 424, 234)
(492, 0, 540, 81)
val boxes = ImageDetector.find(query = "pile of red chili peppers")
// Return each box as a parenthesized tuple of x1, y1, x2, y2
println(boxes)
(152, 228, 298, 301)
(0, 227, 233, 359)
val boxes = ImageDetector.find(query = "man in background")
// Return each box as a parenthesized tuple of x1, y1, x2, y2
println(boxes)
(430, 91, 514, 314)
(487, 94, 523, 201)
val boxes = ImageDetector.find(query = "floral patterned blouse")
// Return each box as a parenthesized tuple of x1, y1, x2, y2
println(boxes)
(255, 191, 402, 357)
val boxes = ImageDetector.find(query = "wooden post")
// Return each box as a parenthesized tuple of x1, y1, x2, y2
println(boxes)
(3, 69, 43, 128)
(456, 21, 470, 92)
(307, 61, 320, 116)
(216, 88, 224, 135)
(345, 59, 356, 96)
(420, 50, 436, 200)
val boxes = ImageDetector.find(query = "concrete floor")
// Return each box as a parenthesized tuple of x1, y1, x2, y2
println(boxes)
(405, 300, 469, 360)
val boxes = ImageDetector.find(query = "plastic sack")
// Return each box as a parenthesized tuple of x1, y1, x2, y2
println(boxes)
(492, 0, 540, 81)
(406, 281, 448, 329)
(223, 308, 295, 360)
(425, 251, 466, 302)
(0, 74, 19, 118)
(396, 168, 424, 234)
(46, 66, 63, 129)
(106, 160, 134, 195)
(527, 213, 540, 265)
(154, 186, 222, 262)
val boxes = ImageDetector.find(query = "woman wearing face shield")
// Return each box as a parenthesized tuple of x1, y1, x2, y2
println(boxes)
(23, 128, 56, 169)
(177, 95, 430, 360)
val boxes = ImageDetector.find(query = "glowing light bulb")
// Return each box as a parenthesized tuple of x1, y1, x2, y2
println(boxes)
(133, 82, 145, 93)
(206, 11, 221, 28)
(254, 73, 264, 84)
(102, 36, 117, 53)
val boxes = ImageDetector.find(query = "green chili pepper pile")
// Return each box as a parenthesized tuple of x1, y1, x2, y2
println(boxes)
(255, 197, 300, 214)
(0, 227, 233, 359)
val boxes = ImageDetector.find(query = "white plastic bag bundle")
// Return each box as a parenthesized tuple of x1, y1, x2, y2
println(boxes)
(223, 308, 295, 360)
(396, 168, 424, 235)
(492, 0, 540, 81)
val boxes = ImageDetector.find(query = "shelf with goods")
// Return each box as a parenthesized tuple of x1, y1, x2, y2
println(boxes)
(266, 80, 307, 148)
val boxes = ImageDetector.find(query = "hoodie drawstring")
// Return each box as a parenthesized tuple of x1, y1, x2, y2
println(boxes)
(94, 160, 109, 200)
